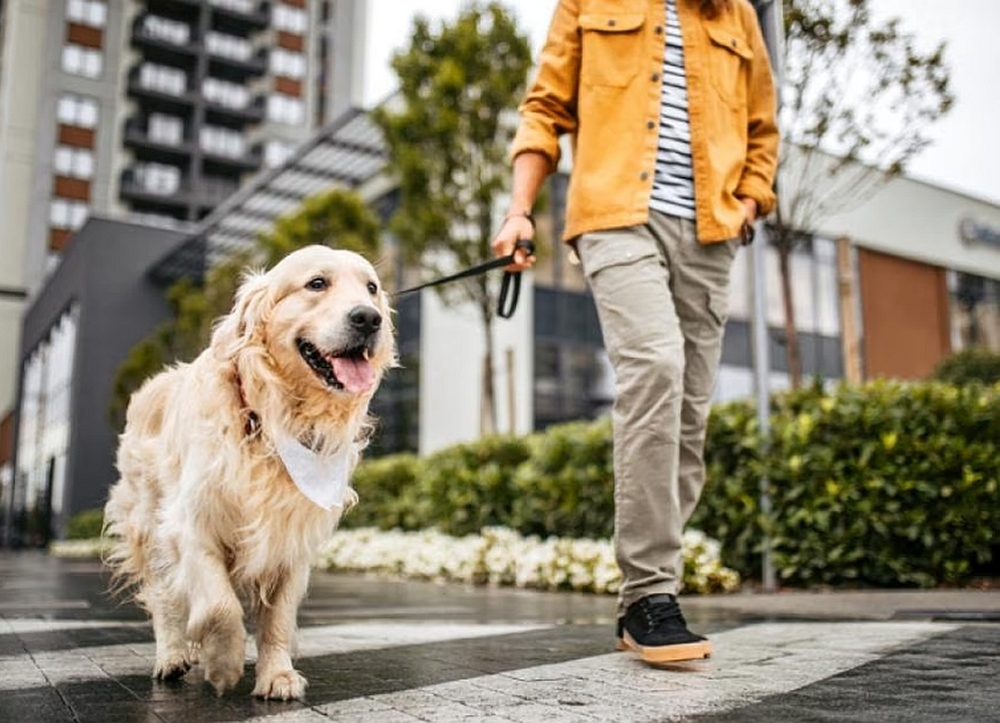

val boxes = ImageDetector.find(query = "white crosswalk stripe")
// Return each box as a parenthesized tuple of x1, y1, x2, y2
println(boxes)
(0, 619, 958, 721)
(310, 622, 954, 723)
(0, 621, 550, 691)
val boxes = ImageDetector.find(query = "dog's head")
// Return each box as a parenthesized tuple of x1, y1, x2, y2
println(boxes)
(213, 245, 395, 399)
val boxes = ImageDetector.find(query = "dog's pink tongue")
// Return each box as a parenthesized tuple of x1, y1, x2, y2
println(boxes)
(332, 357, 375, 394)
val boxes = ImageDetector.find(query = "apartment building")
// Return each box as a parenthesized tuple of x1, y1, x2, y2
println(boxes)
(0, 0, 366, 434)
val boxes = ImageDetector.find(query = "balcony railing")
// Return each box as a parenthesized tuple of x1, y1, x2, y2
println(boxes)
(127, 65, 196, 109)
(123, 118, 195, 160)
(120, 168, 240, 210)
(208, 0, 269, 31)
(131, 14, 199, 64)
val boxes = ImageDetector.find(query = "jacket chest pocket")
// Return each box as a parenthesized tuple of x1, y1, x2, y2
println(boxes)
(704, 23, 753, 109)
(579, 11, 646, 88)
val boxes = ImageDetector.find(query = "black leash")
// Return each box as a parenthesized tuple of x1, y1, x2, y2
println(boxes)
(393, 239, 535, 319)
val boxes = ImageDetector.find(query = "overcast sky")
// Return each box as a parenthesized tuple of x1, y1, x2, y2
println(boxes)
(362, 0, 1000, 206)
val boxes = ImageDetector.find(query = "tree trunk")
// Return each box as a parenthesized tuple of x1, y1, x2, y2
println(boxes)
(778, 243, 803, 389)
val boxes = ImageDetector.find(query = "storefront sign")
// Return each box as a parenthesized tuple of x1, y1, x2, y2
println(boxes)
(959, 217, 1000, 250)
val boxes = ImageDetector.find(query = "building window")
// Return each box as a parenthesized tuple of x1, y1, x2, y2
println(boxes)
(950, 271, 1000, 352)
(267, 93, 304, 125)
(210, 0, 255, 14)
(532, 287, 609, 429)
(206, 31, 253, 62)
(53, 146, 95, 179)
(49, 199, 89, 230)
(141, 15, 191, 45)
(148, 113, 184, 145)
(203, 77, 250, 109)
(57, 94, 99, 128)
(138, 63, 187, 95)
(66, 0, 107, 28)
(130, 211, 183, 228)
(14, 306, 80, 544)
(270, 48, 305, 79)
(134, 162, 182, 195)
(272, 3, 307, 33)
(61, 44, 103, 78)
(263, 139, 295, 168)
(200, 125, 245, 157)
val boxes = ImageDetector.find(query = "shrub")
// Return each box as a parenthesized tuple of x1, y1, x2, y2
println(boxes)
(932, 346, 1000, 386)
(340, 379, 1000, 589)
(414, 435, 532, 536)
(512, 418, 615, 539)
(64, 508, 105, 540)
(341, 453, 422, 531)
(693, 379, 1000, 587)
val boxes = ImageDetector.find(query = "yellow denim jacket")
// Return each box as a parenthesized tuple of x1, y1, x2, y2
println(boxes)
(511, 0, 779, 244)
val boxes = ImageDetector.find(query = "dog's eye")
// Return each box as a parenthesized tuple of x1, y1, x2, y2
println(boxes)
(306, 277, 329, 291)
(367, 281, 378, 295)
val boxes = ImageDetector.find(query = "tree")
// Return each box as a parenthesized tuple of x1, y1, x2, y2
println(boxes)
(372, 2, 533, 436)
(109, 188, 382, 431)
(771, 0, 953, 387)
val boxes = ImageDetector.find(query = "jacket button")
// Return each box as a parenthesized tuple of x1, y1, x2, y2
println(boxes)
(654, 25, 663, 34)
(608, 18, 616, 27)
(640, 171, 649, 181)
(731, 39, 738, 47)
(647, 120, 655, 130)
(651, 72, 660, 82)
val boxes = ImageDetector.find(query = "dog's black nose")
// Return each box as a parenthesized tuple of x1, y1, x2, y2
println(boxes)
(348, 306, 382, 335)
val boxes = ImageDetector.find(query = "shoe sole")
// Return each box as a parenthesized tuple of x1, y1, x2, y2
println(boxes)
(621, 632, 712, 663)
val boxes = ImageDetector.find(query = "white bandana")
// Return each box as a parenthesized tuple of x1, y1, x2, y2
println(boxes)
(274, 433, 352, 511)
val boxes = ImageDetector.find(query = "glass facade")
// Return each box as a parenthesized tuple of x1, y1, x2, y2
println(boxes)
(368, 293, 421, 456)
(533, 286, 611, 429)
(949, 271, 1000, 352)
(717, 235, 844, 400)
(13, 305, 79, 545)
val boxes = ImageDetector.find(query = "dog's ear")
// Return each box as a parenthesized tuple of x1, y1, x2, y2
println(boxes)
(211, 269, 272, 361)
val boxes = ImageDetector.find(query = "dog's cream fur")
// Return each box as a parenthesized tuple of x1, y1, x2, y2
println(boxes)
(104, 245, 395, 700)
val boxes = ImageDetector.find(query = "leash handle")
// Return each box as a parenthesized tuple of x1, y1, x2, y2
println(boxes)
(496, 239, 533, 319)
(394, 240, 535, 320)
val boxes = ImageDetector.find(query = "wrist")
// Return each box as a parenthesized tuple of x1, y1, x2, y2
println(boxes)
(504, 210, 536, 230)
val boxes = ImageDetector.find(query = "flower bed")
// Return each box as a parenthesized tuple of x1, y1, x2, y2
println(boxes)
(317, 526, 740, 595)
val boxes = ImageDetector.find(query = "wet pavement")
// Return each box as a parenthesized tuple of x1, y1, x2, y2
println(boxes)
(1, 550, 998, 722)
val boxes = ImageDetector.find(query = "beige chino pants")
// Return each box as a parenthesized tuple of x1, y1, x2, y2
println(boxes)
(577, 212, 737, 613)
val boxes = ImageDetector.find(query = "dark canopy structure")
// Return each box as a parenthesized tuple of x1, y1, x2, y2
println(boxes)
(150, 108, 386, 284)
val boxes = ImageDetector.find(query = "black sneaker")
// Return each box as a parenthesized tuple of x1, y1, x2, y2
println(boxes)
(620, 594, 712, 663)
(615, 617, 627, 651)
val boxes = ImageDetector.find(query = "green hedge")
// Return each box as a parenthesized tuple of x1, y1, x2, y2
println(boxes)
(932, 346, 1000, 386)
(693, 379, 1000, 587)
(351, 379, 1000, 588)
(65, 508, 105, 540)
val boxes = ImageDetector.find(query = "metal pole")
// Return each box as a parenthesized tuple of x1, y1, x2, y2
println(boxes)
(752, 0, 784, 594)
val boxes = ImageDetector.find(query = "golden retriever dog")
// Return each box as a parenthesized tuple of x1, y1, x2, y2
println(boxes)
(104, 245, 395, 700)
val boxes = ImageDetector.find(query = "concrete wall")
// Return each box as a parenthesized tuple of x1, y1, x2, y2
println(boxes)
(0, 0, 52, 415)
(418, 279, 535, 455)
(795, 150, 1000, 281)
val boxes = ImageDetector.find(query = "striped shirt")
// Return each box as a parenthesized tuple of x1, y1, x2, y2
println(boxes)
(649, 0, 696, 220)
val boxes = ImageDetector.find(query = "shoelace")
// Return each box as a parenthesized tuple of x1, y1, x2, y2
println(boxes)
(643, 600, 686, 631)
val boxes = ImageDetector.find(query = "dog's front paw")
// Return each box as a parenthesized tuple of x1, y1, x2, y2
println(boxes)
(153, 652, 191, 681)
(201, 630, 246, 696)
(252, 669, 307, 701)
(204, 656, 244, 697)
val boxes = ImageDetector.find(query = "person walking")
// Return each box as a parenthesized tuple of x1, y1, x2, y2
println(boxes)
(493, 0, 779, 665)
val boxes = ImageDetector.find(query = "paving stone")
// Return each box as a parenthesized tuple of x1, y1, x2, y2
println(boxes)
(3, 551, 999, 723)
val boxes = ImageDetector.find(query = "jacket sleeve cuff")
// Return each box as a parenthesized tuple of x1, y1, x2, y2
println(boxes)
(510, 118, 561, 171)
(736, 176, 777, 217)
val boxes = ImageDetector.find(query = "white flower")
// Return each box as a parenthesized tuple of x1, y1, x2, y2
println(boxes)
(316, 526, 739, 595)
